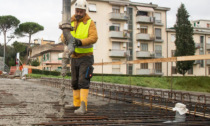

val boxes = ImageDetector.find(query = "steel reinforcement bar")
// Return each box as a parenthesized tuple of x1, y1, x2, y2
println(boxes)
(38, 77, 210, 119)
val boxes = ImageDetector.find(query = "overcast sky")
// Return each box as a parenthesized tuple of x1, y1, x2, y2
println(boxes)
(0, 0, 209, 45)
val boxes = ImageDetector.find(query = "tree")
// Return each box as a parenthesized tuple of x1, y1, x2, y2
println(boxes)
(12, 41, 27, 56)
(5, 45, 16, 67)
(15, 22, 44, 61)
(12, 41, 27, 63)
(0, 15, 20, 66)
(30, 60, 40, 66)
(174, 4, 195, 76)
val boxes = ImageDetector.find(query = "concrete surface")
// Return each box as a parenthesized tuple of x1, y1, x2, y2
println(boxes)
(0, 78, 110, 126)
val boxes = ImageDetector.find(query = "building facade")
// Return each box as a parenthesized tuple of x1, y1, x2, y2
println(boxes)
(71, 0, 170, 75)
(167, 20, 210, 76)
(30, 41, 63, 71)
(75, 0, 210, 76)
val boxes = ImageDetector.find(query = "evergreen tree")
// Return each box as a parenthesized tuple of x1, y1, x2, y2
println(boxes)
(174, 4, 195, 76)
(15, 22, 44, 63)
(0, 15, 20, 66)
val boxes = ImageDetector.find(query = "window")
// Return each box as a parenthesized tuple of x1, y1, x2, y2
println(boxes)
(171, 50, 176, 57)
(112, 6, 120, 13)
(110, 23, 120, 31)
(172, 66, 177, 74)
(112, 42, 121, 50)
(140, 26, 148, 33)
(47, 53, 50, 60)
(154, 12, 161, 23)
(155, 28, 162, 40)
(57, 67, 62, 71)
(141, 43, 148, 51)
(207, 24, 210, 28)
(171, 34, 176, 42)
(155, 63, 162, 73)
(141, 63, 148, 69)
(93, 44, 96, 49)
(43, 54, 46, 61)
(112, 59, 120, 73)
(209, 67, 210, 75)
(155, 45, 162, 57)
(89, 4, 96, 12)
(208, 37, 210, 44)
(137, 11, 148, 16)
(124, 23, 128, 30)
(200, 36, 204, 44)
(200, 60, 204, 68)
(188, 68, 193, 75)
(128, 64, 133, 74)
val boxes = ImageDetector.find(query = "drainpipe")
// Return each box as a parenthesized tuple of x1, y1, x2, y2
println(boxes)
(152, 11, 155, 74)
(205, 34, 207, 76)
(166, 11, 168, 76)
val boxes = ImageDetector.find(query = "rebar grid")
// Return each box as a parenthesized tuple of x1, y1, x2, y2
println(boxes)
(34, 77, 210, 125)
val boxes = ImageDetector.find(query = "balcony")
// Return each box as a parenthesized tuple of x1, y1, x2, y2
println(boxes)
(109, 50, 126, 57)
(207, 43, 210, 50)
(109, 31, 130, 39)
(136, 33, 154, 41)
(154, 20, 164, 26)
(136, 51, 153, 58)
(194, 60, 201, 65)
(154, 54, 163, 58)
(195, 43, 201, 49)
(136, 16, 154, 23)
(152, 70, 163, 76)
(207, 60, 210, 65)
(109, 12, 128, 21)
(154, 51, 163, 58)
(136, 69, 151, 75)
(155, 37, 164, 43)
(42, 60, 62, 65)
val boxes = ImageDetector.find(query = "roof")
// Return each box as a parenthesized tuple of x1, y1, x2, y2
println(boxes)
(41, 43, 64, 54)
(87, 0, 170, 11)
(166, 28, 210, 35)
(30, 43, 64, 58)
(192, 19, 210, 22)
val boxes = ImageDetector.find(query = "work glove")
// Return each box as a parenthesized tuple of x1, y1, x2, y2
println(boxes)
(73, 38, 82, 47)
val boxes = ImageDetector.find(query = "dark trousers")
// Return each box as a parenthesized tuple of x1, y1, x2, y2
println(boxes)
(71, 55, 94, 90)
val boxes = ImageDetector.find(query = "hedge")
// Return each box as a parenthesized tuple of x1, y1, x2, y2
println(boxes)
(32, 69, 71, 76)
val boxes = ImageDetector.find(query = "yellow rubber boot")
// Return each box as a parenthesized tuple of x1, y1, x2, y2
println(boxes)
(65, 90, 80, 109)
(73, 90, 81, 107)
(74, 89, 89, 114)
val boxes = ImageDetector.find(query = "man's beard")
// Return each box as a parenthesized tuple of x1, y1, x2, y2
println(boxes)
(75, 15, 83, 20)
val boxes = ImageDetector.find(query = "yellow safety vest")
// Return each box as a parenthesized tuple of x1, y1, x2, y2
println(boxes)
(71, 19, 93, 53)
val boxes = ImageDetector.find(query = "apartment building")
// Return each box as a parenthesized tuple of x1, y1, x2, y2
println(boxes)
(71, 0, 170, 75)
(67, 0, 210, 76)
(34, 38, 55, 45)
(30, 40, 63, 71)
(167, 20, 210, 76)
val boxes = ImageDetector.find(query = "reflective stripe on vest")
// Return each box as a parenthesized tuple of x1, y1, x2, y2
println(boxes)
(71, 19, 93, 53)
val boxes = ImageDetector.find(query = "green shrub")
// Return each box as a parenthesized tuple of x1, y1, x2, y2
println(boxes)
(32, 69, 61, 76)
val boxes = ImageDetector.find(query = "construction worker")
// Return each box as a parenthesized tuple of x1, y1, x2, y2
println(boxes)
(61, 0, 98, 114)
